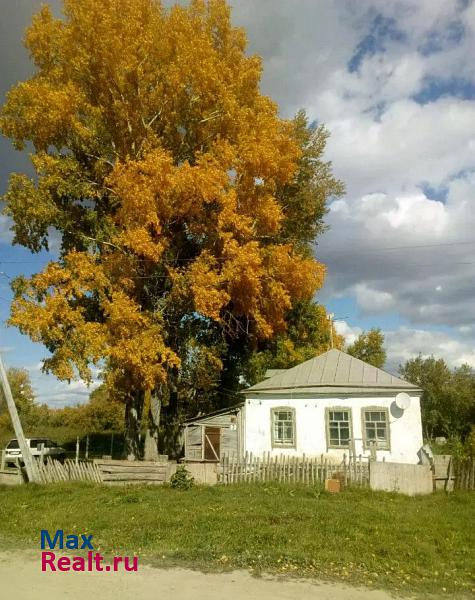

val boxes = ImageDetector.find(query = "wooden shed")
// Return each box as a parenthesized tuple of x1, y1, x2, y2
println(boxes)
(183, 404, 244, 461)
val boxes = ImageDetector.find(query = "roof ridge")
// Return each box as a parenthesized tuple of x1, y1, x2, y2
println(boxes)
(243, 348, 419, 393)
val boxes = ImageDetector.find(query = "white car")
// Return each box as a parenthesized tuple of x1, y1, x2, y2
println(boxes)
(4, 437, 66, 467)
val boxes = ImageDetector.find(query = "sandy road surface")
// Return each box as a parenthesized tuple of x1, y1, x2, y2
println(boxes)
(0, 550, 405, 600)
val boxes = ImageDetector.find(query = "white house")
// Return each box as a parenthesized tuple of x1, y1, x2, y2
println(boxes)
(183, 349, 424, 465)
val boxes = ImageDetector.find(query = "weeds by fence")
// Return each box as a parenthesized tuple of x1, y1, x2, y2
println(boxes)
(219, 453, 369, 486)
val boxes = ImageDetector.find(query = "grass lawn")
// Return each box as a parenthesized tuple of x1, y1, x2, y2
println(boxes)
(0, 482, 473, 597)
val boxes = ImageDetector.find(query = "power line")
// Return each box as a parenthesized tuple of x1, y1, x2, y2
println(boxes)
(1, 238, 475, 266)
(0, 259, 474, 285)
(319, 240, 475, 255)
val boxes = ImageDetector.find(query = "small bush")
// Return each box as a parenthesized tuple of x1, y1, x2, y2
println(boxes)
(170, 464, 194, 490)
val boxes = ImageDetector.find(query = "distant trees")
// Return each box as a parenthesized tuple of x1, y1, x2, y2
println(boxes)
(399, 355, 475, 440)
(0, 367, 37, 429)
(0, 376, 123, 443)
(78, 385, 124, 433)
(241, 301, 343, 386)
(347, 328, 386, 368)
(30, 385, 123, 435)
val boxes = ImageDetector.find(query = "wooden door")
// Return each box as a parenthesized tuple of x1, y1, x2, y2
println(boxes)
(204, 427, 221, 461)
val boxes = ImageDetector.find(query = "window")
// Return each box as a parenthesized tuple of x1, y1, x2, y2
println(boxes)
(326, 408, 352, 448)
(271, 407, 296, 448)
(362, 408, 390, 450)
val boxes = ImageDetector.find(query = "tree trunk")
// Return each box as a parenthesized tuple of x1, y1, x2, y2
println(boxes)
(144, 389, 161, 461)
(124, 389, 143, 460)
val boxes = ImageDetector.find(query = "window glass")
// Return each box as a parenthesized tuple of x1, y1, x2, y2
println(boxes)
(328, 410, 351, 447)
(31, 439, 48, 449)
(364, 410, 389, 448)
(272, 409, 295, 446)
(7, 439, 19, 449)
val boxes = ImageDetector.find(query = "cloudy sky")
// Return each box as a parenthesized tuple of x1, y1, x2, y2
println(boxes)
(1, 0, 474, 405)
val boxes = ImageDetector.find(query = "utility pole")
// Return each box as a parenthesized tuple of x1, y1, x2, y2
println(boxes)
(327, 314, 349, 350)
(0, 354, 40, 483)
(327, 312, 335, 349)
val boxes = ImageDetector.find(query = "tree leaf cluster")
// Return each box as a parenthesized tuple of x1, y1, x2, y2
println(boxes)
(1, 0, 343, 455)
(399, 355, 475, 440)
(347, 328, 386, 368)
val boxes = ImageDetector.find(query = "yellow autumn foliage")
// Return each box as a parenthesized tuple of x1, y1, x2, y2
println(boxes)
(2, 0, 333, 398)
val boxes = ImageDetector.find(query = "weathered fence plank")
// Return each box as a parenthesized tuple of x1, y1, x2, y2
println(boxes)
(219, 454, 370, 487)
(454, 457, 474, 491)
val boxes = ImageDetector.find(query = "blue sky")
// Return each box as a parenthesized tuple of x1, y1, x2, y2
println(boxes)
(1, 0, 475, 405)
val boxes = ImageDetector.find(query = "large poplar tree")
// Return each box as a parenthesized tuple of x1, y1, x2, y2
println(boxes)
(1, 0, 343, 458)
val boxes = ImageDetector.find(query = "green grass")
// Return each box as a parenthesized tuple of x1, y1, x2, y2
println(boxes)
(0, 483, 473, 597)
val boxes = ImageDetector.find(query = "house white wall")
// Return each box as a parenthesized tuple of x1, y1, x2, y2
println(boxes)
(243, 394, 423, 464)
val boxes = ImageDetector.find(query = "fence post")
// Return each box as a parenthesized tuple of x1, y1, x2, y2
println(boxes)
(224, 454, 229, 485)
(85, 435, 89, 460)
(445, 456, 452, 492)
(75, 436, 80, 465)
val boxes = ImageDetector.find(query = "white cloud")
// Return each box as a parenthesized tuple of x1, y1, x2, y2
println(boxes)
(385, 327, 475, 370)
(334, 320, 362, 346)
(230, 0, 364, 118)
(353, 284, 396, 313)
(321, 97, 475, 197)
(0, 214, 13, 244)
(319, 169, 475, 334)
(0, 346, 14, 354)
(33, 377, 101, 408)
(336, 320, 475, 372)
(24, 361, 102, 407)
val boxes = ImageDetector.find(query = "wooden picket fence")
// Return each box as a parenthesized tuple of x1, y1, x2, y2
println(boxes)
(219, 453, 369, 486)
(34, 457, 102, 484)
(432, 455, 475, 491)
(453, 457, 475, 491)
(93, 459, 169, 484)
(30, 457, 170, 485)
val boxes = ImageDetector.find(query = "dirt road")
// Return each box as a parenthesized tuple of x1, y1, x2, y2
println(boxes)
(0, 550, 405, 600)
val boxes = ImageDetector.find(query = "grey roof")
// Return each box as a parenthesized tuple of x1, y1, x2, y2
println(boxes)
(264, 369, 286, 379)
(242, 349, 421, 395)
(183, 403, 243, 424)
